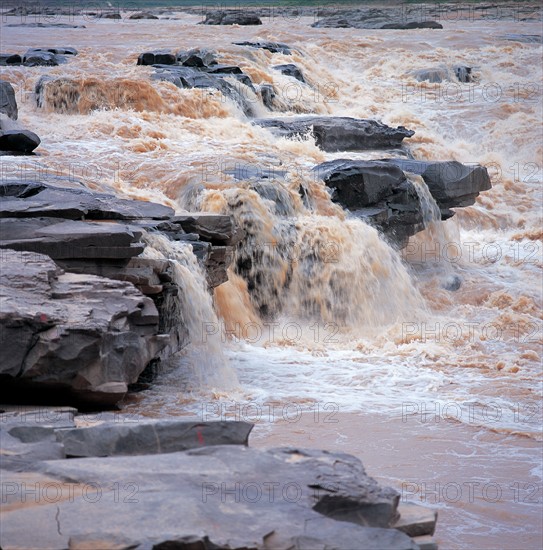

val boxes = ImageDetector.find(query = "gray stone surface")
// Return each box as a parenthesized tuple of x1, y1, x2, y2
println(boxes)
(0, 180, 174, 220)
(56, 419, 253, 457)
(274, 63, 306, 83)
(0, 446, 418, 550)
(254, 117, 414, 152)
(393, 502, 438, 537)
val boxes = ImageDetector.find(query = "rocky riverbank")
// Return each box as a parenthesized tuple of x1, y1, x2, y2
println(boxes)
(0, 405, 438, 549)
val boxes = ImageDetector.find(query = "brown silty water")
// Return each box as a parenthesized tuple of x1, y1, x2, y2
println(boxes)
(1, 5, 542, 549)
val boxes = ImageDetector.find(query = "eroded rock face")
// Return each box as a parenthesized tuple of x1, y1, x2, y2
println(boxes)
(274, 63, 306, 83)
(0, 445, 418, 550)
(233, 41, 293, 54)
(0, 81, 18, 119)
(0, 249, 167, 407)
(254, 117, 414, 152)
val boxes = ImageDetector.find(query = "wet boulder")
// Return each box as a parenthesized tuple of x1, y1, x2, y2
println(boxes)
(274, 63, 306, 83)
(0, 114, 40, 154)
(23, 49, 65, 66)
(385, 159, 492, 214)
(176, 48, 217, 67)
(202, 11, 262, 25)
(137, 50, 176, 65)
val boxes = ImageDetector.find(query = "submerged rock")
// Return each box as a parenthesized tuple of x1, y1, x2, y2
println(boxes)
(254, 117, 414, 152)
(23, 49, 65, 66)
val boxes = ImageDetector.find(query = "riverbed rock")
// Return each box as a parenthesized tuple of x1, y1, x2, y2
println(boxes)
(176, 48, 218, 67)
(0, 81, 18, 119)
(312, 8, 442, 29)
(385, 159, 492, 215)
(0, 114, 40, 154)
(202, 11, 262, 25)
(129, 12, 159, 20)
(137, 50, 176, 65)
(234, 41, 292, 54)
(0, 249, 167, 408)
(254, 117, 414, 152)
(0, 446, 418, 550)
(274, 63, 306, 83)
(0, 54, 22, 66)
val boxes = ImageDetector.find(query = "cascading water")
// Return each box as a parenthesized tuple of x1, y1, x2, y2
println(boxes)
(141, 232, 238, 391)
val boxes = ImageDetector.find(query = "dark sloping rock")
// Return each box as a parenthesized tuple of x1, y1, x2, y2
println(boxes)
(0, 249, 167, 408)
(315, 159, 407, 206)
(0, 114, 40, 154)
(254, 117, 414, 152)
(0, 54, 23, 66)
(274, 63, 306, 83)
(260, 83, 276, 109)
(203, 11, 262, 25)
(0, 80, 18, 119)
(234, 41, 292, 54)
(385, 159, 492, 211)
(57, 420, 253, 457)
(0, 446, 417, 549)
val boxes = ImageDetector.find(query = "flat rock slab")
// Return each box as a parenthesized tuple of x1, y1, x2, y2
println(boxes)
(0, 181, 174, 220)
(0, 446, 418, 550)
(56, 419, 253, 457)
(0, 249, 166, 408)
(254, 117, 414, 152)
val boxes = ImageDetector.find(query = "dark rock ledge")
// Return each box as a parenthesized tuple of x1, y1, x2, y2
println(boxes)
(0, 175, 243, 408)
(0, 406, 438, 549)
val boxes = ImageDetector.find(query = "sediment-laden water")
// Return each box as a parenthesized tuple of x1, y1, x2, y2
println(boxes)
(2, 5, 542, 548)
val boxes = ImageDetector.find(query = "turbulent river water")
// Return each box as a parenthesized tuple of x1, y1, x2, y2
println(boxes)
(2, 5, 542, 548)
